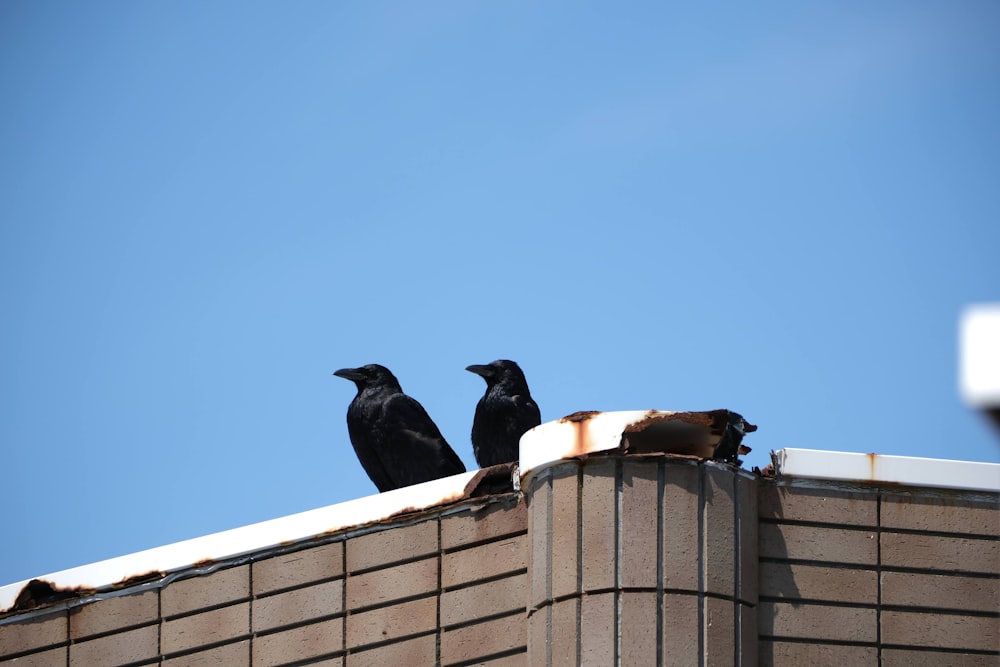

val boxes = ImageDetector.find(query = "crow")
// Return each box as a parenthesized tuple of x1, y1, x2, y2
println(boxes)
(466, 360, 541, 468)
(333, 364, 466, 492)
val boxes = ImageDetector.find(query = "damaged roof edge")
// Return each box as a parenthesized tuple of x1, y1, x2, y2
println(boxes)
(773, 448, 1000, 493)
(0, 469, 479, 615)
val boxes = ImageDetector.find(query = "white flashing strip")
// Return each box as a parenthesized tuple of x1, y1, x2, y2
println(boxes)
(0, 470, 478, 613)
(774, 448, 1000, 493)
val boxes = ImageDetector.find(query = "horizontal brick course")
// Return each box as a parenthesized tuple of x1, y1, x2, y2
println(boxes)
(253, 541, 343, 595)
(882, 571, 999, 613)
(345, 595, 437, 650)
(161, 602, 249, 655)
(254, 579, 343, 633)
(760, 523, 877, 565)
(759, 484, 877, 526)
(0, 612, 66, 658)
(161, 639, 249, 666)
(346, 633, 436, 667)
(881, 494, 999, 536)
(440, 612, 526, 666)
(346, 520, 438, 573)
(881, 532, 999, 574)
(759, 601, 877, 643)
(440, 573, 527, 627)
(442, 535, 526, 588)
(69, 590, 158, 640)
(760, 640, 878, 665)
(69, 624, 158, 667)
(0, 646, 67, 666)
(161, 565, 249, 617)
(881, 647, 1000, 667)
(440, 497, 526, 549)
(760, 562, 877, 605)
(253, 617, 343, 667)
(345, 557, 436, 610)
(881, 610, 999, 652)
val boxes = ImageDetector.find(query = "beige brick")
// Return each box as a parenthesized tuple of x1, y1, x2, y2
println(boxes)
(662, 593, 698, 667)
(161, 602, 249, 654)
(620, 591, 657, 666)
(758, 483, 877, 526)
(551, 597, 580, 667)
(881, 647, 999, 667)
(738, 473, 759, 606)
(441, 496, 527, 549)
(346, 557, 437, 610)
(69, 624, 158, 667)
(759, 562, 878, 605)
(704, 466, 737, 598)
(704, 595, 735, 666)
(662, 462, 700, 593)
(442, 535, 527, 588)
(161, 565, 249, 617)
(69, 590, 158, 639)
(527, 606, 549, 666)
(759, 602, 876, 643)
(479, 652, 528, 666)
(581, 459, 617, 593)
(881, 610, 999, 652)
(620, 461, 659, 590)
(551, 468, 582, 600)
(579, 592, 614, 666)
(0, 612, 66, 657)
(441, 573, 527, 627)
(882, 571, 999, 613)
(759, 641, 877, 666)
(760, 523, 877, 565)
(881, 532, 999, 574)
(346, 519, 438, 573)
(162, 639, 250, 666)
(440, 612, 525, 666)
(528, 469, 552, 612)
(254, 579, 344, 632)
(253, 541, 343, 595)
(881, 494, 999, 536)
(0, 646, 66, 666)
(253, 617, 343, 667)
(346, 632, 435, 667)
(345, 595, 436, 649)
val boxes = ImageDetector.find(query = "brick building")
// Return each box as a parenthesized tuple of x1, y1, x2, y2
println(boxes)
(1, 410, 997, 665)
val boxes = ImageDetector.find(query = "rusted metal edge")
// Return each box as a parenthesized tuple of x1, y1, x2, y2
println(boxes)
(518, 409, 756, 487)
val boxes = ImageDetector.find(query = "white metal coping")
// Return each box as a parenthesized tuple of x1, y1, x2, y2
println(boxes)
(773, 448, 1000, 493)
(3, 409, 998, 614)
(0, 470, 478, 614)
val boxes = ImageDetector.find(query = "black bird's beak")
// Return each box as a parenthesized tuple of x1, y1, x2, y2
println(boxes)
(466, 364, 492, 378)
(333, 367, 365, 381)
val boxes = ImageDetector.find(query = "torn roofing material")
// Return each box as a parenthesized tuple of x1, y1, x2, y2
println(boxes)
(518, 409, 755, 482)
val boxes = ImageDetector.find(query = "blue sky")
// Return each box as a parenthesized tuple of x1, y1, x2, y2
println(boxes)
(2, 1, 998, 586)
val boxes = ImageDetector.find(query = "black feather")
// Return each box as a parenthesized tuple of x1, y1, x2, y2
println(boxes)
(333, 364, 466, 492)
(466, 360, 541, 468)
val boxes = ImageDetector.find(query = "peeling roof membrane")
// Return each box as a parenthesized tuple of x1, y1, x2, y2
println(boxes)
(772, 448, 1000, 493)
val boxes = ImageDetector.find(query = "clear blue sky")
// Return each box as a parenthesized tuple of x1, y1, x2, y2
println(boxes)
(2, 2, 998, 586)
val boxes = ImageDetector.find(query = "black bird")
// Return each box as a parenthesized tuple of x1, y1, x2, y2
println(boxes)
(466, 360, 541, 468)
(333, 364, 466, 492)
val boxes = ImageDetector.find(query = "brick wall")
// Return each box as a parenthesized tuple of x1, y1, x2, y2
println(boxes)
(1, 455, 997, 666)
(759, 482, 1000, 666)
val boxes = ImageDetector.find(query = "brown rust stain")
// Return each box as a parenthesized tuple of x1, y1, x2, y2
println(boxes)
(112, 570, 163, 588)
(3, 579, 96, 616)
(866, 453, 878, 480)
(559, 410, 601, 423)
